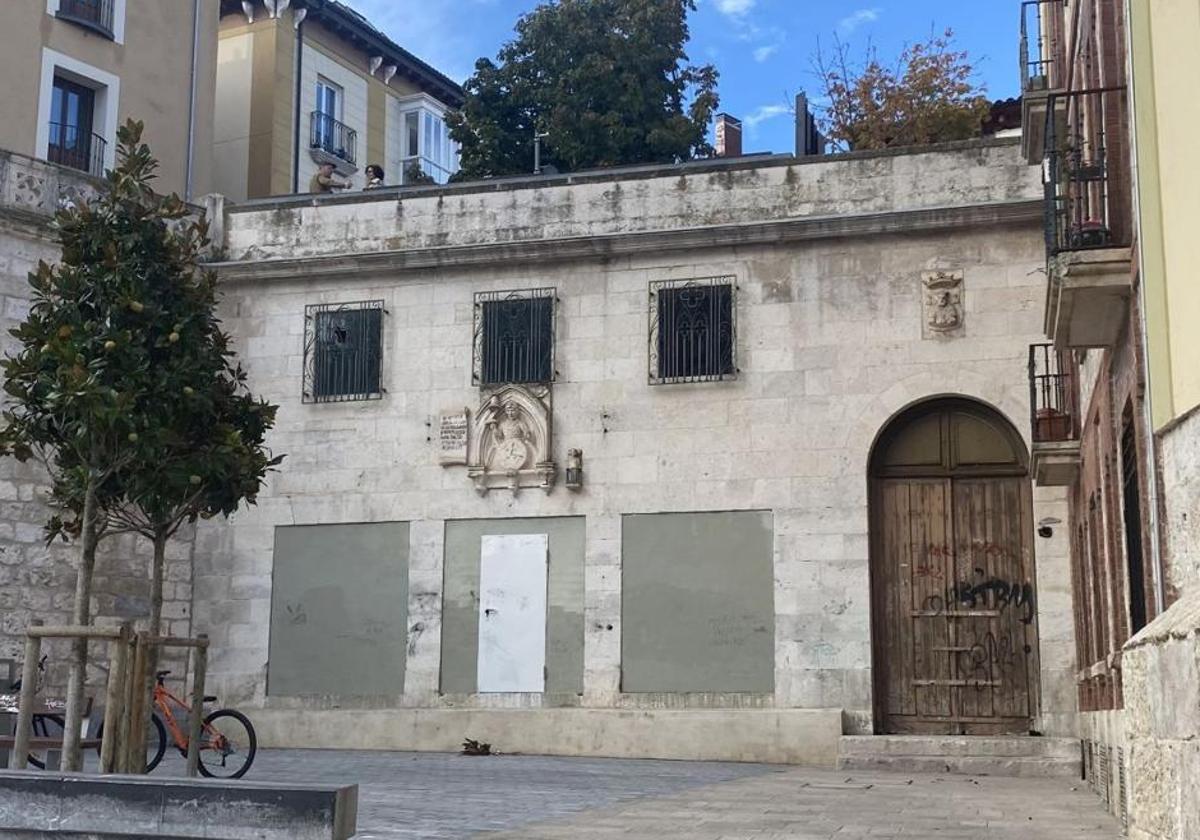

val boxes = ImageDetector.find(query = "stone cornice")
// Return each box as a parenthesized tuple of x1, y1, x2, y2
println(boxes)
(212, 199, 1043, 284)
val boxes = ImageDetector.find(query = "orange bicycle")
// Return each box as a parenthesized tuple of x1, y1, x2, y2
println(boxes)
(96, 669, 257, 778)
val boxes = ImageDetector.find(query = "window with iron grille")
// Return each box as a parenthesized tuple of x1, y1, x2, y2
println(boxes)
(303, 301, 385, 403)
(649, 277, 736, 384)
(473, 288, 555, 386)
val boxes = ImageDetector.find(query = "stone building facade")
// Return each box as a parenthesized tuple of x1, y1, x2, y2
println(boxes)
(180, 137, 1080, 763)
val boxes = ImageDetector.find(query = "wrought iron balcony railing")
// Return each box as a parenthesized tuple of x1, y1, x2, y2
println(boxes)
(1028, 343, 1079, 444)
(56, 0, 115, 39)
(1042, 86, 1130, 257)
(47, 122, 107, 178)
(309, 111, 357, 167)
(1020, 0, 1064, 92)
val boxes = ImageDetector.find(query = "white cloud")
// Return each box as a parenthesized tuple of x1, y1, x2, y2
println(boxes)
(838, 8, 881, 34)
(753, 44, 778, 63)
(715, 0, 756, 17)
(744, 104, 790, 128)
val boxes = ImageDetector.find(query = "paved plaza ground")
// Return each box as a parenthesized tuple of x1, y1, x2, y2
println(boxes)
(153, 748, 1122, 839)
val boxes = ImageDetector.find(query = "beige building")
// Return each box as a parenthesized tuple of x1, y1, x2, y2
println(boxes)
(0, 0, 219, 199)
(213, 0, 463, 200)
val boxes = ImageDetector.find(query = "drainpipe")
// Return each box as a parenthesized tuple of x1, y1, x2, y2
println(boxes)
(292, 9, 306, 194)
(1123, 0, 1167, 615)
(185, 0, 202, 200)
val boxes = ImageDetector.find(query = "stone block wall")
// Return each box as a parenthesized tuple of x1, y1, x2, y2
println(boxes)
(1123, 591, 1200, 840)
(194, 139, 1080, 739)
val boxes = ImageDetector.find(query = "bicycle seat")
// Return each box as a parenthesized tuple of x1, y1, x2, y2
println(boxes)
(156, 670, 171, 680)
(204, 695, 218, 703)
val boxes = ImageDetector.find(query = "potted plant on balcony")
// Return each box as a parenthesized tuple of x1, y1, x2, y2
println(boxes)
(1070, 218, 1111, 249)
(1035, 406, 1073, 442)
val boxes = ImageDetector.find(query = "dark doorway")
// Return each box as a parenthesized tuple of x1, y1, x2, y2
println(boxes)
(1120, 406, 1147, 635)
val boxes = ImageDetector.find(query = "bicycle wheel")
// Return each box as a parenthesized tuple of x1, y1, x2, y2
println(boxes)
(95, 714, 168, 773)
(25, 714, 64, 770)
(196, 709, 256, 779)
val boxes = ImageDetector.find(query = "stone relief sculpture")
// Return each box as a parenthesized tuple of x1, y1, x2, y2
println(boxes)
(467, 384, 555, 493)
(922, 269, 965, 337)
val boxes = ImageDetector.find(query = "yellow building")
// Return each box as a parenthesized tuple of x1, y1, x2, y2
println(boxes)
(0, 0, 219, 199)
(213, 0, 464, 200)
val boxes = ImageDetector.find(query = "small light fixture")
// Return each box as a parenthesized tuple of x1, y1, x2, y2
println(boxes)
(565, 449, 583, 490)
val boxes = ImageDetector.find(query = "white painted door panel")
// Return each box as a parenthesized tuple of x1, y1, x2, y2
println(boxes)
(477, 533, 548, 693)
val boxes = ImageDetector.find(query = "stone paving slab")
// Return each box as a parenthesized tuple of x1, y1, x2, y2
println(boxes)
(147, 749, 1120, 840)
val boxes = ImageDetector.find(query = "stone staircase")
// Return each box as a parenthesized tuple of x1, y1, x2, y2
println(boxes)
(838, 735, 1082, 778)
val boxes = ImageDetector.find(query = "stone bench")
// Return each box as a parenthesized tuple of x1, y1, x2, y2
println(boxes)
(0, 770, 358, 840)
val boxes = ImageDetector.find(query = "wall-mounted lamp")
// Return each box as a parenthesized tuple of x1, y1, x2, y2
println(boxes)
(565, 449, 584, 490)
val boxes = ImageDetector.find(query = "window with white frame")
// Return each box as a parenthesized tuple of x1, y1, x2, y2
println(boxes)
(47, 0, 127, 43)
(397, 99, 459, 185)
(36, 49, 120, 178)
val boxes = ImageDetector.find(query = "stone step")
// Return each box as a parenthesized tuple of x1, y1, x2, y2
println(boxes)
(839, 735, 1080, 758)
(837, 736, 1083, 778)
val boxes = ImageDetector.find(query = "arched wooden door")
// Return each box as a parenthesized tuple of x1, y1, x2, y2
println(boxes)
(869, 398, 1040, 735)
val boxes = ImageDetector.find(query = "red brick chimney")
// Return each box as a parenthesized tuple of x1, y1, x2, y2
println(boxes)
(715, 113, 743, 158)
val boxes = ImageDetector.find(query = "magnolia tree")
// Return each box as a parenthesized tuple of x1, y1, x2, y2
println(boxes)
(813, 29, 990, 151)
(0, 120, 280, 769)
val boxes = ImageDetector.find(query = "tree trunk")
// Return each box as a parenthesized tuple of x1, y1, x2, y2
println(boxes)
(62, 479, 99, 771)
(130, 528, 170, 774)
(149, 530, 167, 638)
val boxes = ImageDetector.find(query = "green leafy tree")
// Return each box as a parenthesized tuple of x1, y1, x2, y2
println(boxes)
(0, 121, 280, 768)
(449, 0, 719, 178)
(814, 29, 990, 151)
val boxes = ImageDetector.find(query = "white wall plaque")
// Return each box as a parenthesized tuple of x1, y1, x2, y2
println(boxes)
(438, 409, 469, 465)
(477, 533, 548, 693)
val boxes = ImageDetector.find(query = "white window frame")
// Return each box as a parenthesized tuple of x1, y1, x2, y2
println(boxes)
(316, 76, 343, 120)
(36, 48, 120, 174)
(46, 0, 128, 44)
(394, 93, 460, 184)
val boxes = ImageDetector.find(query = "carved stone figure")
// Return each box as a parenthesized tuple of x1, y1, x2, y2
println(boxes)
(922, 269, 965, 337)
(468, 385, 555, 493)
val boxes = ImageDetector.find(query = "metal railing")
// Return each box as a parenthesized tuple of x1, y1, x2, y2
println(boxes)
(56, 0, 115, 38)
(1028, 343, 1079, 443)
(309, 111, 357, 167)
(399, 156, 455, 186)
(303, 301, 384, 403)
(1043, 86, 1129, 256)
(47, 122, 107, 178)
(1020, 0, 1064, 92)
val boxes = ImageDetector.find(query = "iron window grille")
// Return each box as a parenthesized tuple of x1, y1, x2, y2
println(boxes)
(473, 288, 555, 386)
(649, 277, 737, 385)
(303, 301, 385, 403)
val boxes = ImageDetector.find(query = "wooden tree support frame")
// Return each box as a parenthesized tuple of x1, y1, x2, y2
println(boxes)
(10, 621, 209, 777)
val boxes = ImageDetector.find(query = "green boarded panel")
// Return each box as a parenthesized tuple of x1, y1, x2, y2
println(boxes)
(268, 521, 409, 696)
(441, 517, 585, 696)
(622, 511, 775, 693)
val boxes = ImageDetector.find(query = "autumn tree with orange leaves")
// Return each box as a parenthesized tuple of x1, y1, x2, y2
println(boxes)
(814, 29, 990, 152)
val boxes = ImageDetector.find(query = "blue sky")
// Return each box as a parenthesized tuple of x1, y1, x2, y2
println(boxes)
(345, 0, 1019, 155)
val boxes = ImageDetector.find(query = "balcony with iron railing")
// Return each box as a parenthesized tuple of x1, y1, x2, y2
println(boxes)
(55, 0, 115, 39)
(1041, 86, 1134, 349)
(1019, 0, 1066, 163)
(1028, 342, 1081, 486)
(47, 122, 107, 178)
(308, 111, 358, 174)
